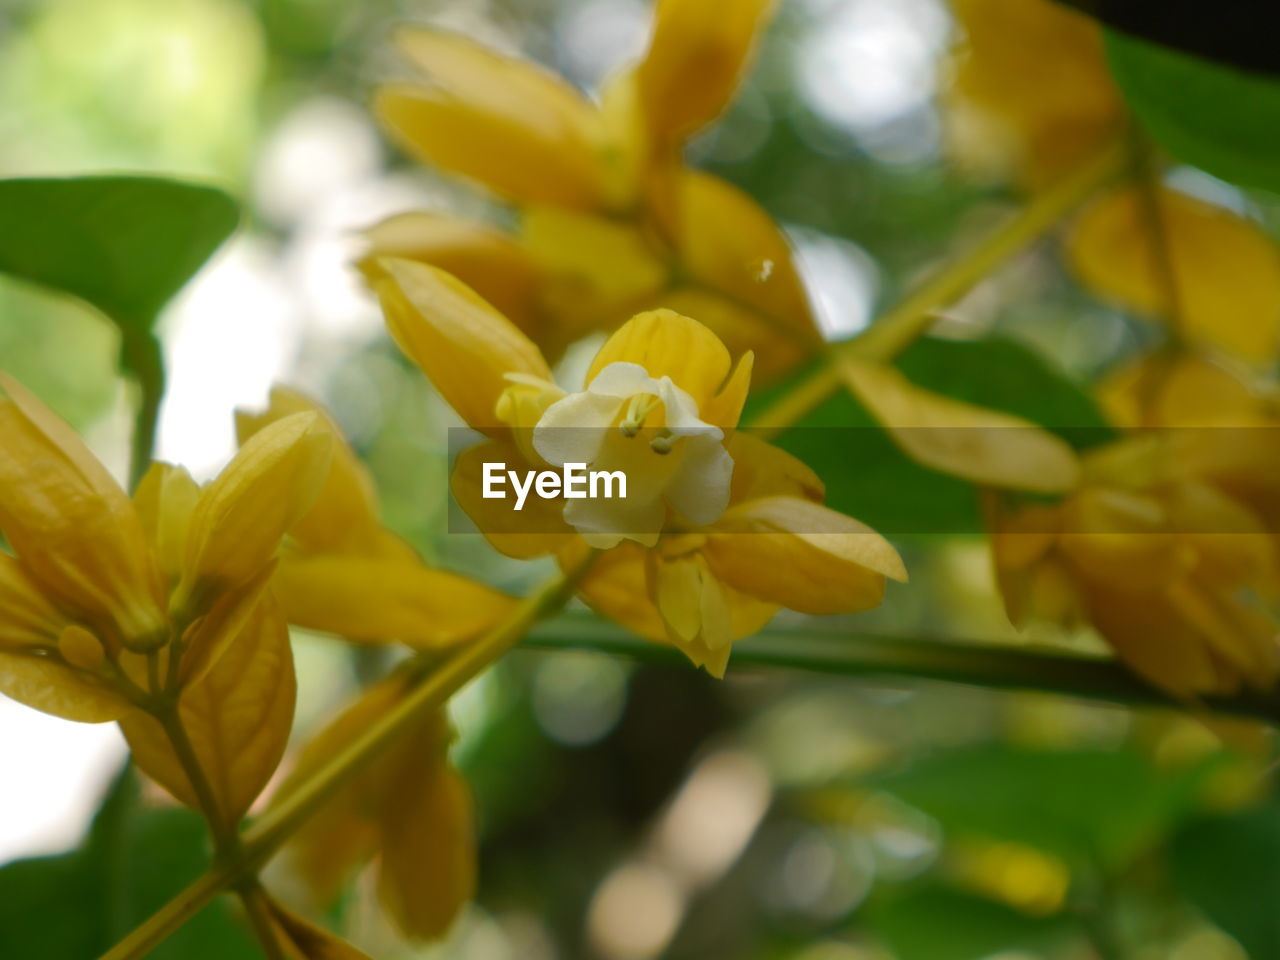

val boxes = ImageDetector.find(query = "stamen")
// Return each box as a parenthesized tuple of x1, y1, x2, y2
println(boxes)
(619, 394, 660, 437)
(650, 430, 676, 455)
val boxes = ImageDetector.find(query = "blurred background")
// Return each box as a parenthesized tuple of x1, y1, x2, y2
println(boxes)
(1, 0, 1276, 958)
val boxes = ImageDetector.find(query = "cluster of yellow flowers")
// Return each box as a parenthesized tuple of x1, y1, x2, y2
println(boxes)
(1, 0, 1278, 953)
(950, 0, 1280, 696)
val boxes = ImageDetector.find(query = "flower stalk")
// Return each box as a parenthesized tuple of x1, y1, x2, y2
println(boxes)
(751, 139, 1130, 438)
(97, 554, 595, 960)
(525, 617, 1280, 725)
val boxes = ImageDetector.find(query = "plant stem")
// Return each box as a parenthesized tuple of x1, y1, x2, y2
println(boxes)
(237, 881, 287, 960)
(152, 657, 287, 959)
(98, 558, 593, 960)
(750, 139, 1130, 437)
(523, 618, 1280, 725)
(121, 330, 165, 490)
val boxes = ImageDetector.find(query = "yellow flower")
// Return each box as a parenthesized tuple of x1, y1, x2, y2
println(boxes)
(0, 374, 341, 838)
(376, 258, 906, 675)
(364, 0, 821, 381)
(990, 438, 1279, 697)
(235, 386, 518, 649)
(945, 0, 1124, 186)
(275, 672, 474, 942)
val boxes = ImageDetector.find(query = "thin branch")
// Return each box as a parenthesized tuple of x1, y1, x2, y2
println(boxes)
(524, 618, 1280, 726)
(750, 139, 1130, 437)
(97, 556, 595, 960)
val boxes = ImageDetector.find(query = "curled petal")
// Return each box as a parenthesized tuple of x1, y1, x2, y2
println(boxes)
(181, 412, 331, 604)
(122, 596, 295, 829)
(0, 552, 66, 648)
(359, 212, 542, 336)
(587, 309, 732, 410)
(725, 433, 823, 504)
(236, 388, 386, 556)
(0, 375, 166, 649)
(451, 440, 573, 559)
(0, 650, 135, 723)
(377, 259, 551, 433)
(1068, 186, 1280, 361)
(836, 358, 1082, 494)
(376, 28, 603, 209)
(635, 0, 776, 144)
(273, 554, 515, 649)
(707, 495, 906, 614)
(133, 462, 200, 582)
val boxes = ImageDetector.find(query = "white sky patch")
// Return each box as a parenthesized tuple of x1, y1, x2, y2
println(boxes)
(556, 0, 650, 89)
(797, 0, 949, 134)
(790, 227, 879, 340)
(0, 698, 126, 863)
(157, 235, 300, 479)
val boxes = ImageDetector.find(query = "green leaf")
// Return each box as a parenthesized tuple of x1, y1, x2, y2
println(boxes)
(0, 176, 239, 333)
(0, 764, 257, 960)
(1106, 31, 1280, 196)
(870, 745, 1211, 867)
(871, 886, 1077, 960)
(746, 336, 1110, 535)
(1171, 803, 1280, 960)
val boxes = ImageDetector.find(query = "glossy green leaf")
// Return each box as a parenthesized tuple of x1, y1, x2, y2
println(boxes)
(1172, 803, 1280, 960)
(870, 746, 1212, 867)
(0, 765, 257, 960)
(871, 886, 1077, 960)
(0, 176, 239, 332)
(745, 336, 1110, 535)
(1107, 31, 1280, 196)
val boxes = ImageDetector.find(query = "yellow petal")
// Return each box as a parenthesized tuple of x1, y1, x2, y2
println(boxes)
(1067, 187, 1280, 361)
(181, 412, 331, 605)
(648, 550, 772, 678)
(377, 259, 552, 433)
(121, 596, 295, 829)
(178, 564, 276, 686)
(0, 650, 135, 722)
(670, 171, 819, 346)
(0, 375, 167, 650)
(587, 308, 732, 409)
(359, 212, 543, 338)
(725, 432, 824, 503)
(561, 539, 669, 641)
(521, 206, 669, 333)
(276, 679, 404, 905)
(133, 462, 200, 582)
(701, 351, 754, 429)
(1165, 580, 1279, 692)
(377, 760, 476, 941)
(836, 357, 1082, 494)
(0, 552, 66, 647)
(451, 439, 573, 558)
(236, 388, 385, 556)
(277, 670, 473, 941)
(259, 891, 373, 960)
(946, 0, 1123, 185)
(273, 554, 514, 648)
(634, 0, 776, 144)
(1081, 581, 1222, 697)
(1096, 353, 1268, 428)
(655, 287, 809, 386)
(1058, 486, 1192, 590)
(376, 28, 603, 209)
(1161, 481, 1275, 586)
(707, 495, 906, 614)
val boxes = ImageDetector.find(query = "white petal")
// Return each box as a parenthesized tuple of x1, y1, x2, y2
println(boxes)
(668, 435, 733, 525)
(533, 391, 623, 465)
(587, 362, 661, 399)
